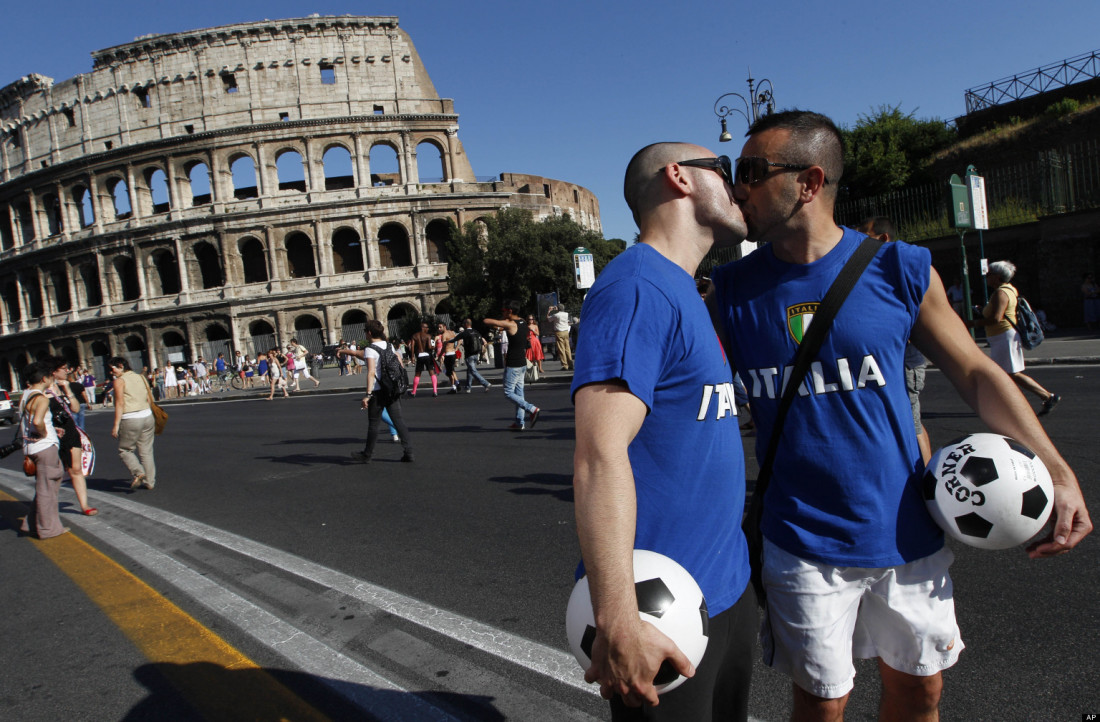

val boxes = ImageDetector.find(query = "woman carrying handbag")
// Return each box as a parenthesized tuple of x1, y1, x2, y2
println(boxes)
(19, 361, 69, 539)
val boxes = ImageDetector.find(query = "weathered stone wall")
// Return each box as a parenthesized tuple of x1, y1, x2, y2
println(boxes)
(0, 16, 601, 389)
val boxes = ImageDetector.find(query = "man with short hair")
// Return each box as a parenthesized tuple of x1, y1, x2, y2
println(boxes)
(408, 322, 438, 397)
(708, 110, 1091, 721)
(453, 319, 491, 392)
(484, 302, 538, 431)
(193, 357, 209, 394)
(573, 142, 755, 720)
(547, 304, 573, 370)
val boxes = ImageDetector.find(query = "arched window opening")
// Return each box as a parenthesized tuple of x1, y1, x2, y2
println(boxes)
(230, 155, 258, 199)
(50, 268, 72, 312)
(205, 324, 230, 341)
(43, 193, 63, 235)
(72, 186, 94, 228)
(0, 208, 13, 249)
(424, 219, 451, 264)
(246, 320, 276, 357)
(239, 237, 268, 284)
(145, 167, 171, 214)
(79, 263, 102, 306)
(187, 162, 211, 206)
(89, 340, 111, 381)
(108, 178, 132, 220)
(17, 203, 34, 243)
(24, 274, 44, 317)
(323, 145, 354, 190)
(292, 315, 324, 352)
(122, 335, 147, 372)
(150, 249, 181, 296)
(2, 283, 21, 322)
(386, 303, 420, 340)
(113, 256, 140, 301)
(276, 150, 306, 192)
(331, 228, 364, 273)
(340, 309, 369, 344)
(284, 232, 317, 278)
(416, 141, 446, 184)
(369, 144, 400, 187)
(377, 223, 412, 268)
(193, 241, 224, 289)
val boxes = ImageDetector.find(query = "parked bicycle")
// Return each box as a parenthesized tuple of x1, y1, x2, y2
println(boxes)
(209, 370, 245, 392)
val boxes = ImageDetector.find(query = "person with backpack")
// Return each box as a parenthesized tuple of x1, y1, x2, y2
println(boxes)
(338, 320, 414, 463)
(452, 318, 492, 393)
(969, 260, 1060, 415)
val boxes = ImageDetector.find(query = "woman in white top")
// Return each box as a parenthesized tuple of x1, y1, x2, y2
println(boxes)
(19, 361, 68, 539)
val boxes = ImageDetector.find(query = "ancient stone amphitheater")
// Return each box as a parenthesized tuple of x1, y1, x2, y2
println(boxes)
(0, 15, 600, 387)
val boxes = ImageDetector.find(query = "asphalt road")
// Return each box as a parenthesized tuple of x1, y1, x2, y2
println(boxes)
(1, 365, 1097, 721)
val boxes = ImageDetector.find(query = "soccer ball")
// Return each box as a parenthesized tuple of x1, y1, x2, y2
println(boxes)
(922, 433, 1054, 549)
(565, 549, 708, 694)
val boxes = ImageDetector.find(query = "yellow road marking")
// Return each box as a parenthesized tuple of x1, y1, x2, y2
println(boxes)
(1, 490, 330, 721)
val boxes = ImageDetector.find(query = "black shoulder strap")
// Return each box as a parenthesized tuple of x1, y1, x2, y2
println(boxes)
(751, 236, 883, 500)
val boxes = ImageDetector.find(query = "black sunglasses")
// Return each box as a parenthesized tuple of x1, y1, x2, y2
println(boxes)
(676, 156, 734, 187)
(734, 156, 828, 185)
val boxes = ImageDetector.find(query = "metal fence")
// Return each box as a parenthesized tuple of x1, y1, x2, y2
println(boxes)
(292, 328, 325, 354)
(835, 139, 1100, 242)
(242, 334, 276, 359)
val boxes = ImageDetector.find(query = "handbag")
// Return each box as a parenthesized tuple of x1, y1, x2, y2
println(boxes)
(151, 402, 168, 435)
(23, 455, 36, 476)
(742, 237, 882, 607)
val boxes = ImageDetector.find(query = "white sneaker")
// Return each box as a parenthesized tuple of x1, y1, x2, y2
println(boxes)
(392, 434, 400, 443)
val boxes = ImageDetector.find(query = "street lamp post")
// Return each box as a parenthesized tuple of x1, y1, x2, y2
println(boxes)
(713, 73, 776, 143)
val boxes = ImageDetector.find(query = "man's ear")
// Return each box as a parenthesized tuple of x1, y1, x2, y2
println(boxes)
(798, 165, 828, 202)
(662, 162, 693, 197)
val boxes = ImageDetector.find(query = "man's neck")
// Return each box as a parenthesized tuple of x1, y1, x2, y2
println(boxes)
(769, 221, 845, 265)
(639, 233, 707, 277)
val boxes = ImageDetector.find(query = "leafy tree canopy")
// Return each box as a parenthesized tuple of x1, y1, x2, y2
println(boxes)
(444, 208, 625, 323)
(840, 104, 957, 199)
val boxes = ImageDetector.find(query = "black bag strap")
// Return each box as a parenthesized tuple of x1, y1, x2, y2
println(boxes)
(748, 237, 883, 512)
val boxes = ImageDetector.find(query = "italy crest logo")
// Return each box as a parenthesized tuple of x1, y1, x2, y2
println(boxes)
(787, 303, 819, 344)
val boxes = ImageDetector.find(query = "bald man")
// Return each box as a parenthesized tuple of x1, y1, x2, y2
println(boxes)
(572, 143, 756, 720)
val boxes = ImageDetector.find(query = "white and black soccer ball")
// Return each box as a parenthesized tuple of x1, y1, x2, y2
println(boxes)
(565, 549, 708, 694)
(922, 433, 1054, 550)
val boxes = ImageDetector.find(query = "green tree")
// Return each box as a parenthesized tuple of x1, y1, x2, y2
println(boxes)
(841, 104, 956, 199)
(444, 208, 624, 322)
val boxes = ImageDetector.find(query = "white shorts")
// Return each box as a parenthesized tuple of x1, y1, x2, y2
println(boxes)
(988, 327, 1025, 374)
(761, 538, 963, 699)
(299, 363, 312, 379)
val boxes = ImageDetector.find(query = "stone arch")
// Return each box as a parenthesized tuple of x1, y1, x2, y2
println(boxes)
(386, 302, 421, 340)
(56, 343, 80, 369)
(323, 144, 354, 190)
(369, 142, 400, 186)
(341, 309, 370, 325)
(377, 222, 412, 268)
(49, 267, 71, 312)
(249, 320, 275, 336)
(284, 232, 317, 278)
(2, 282, 21, 322)
(0, 207, 12, 249)
(122, 334, 148, 371)
(42, 192, 63, 235)
(416, 139, 446, 183)
(238, 236, 268, 284)
(113, 255, 140, 301)
(162, 330, 187, 348)
(22, 273, 44, 317)
(88, 339, 112, 381)
(193, 241, 224, 289)
(204, 324, 230, 341)
(331, 227, 364, 273)
(275, 148, 306, 192)
(424, 218, 452, 264)
(17, 202, 34, 243)
(185, 160, 211, 206)
(78, 262, 103, 306)
(144, 166, 171, 214)
(149, 248, 181, 296)
(71, 185, 94, 227)
(107, 177, 132, 220)
(230, 154, 258, 199)
(293, 314, 323, 331)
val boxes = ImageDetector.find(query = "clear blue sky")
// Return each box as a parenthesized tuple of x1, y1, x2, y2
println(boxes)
(3, 1, 1099, 242)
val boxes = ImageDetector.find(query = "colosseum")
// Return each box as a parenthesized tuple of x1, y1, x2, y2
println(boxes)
(0, 15, 601, 388)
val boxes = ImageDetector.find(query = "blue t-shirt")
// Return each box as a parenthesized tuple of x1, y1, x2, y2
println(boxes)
(711, 228, 943, 567)
(571, 243, 749, 616)
(215, 358, 226, 373)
